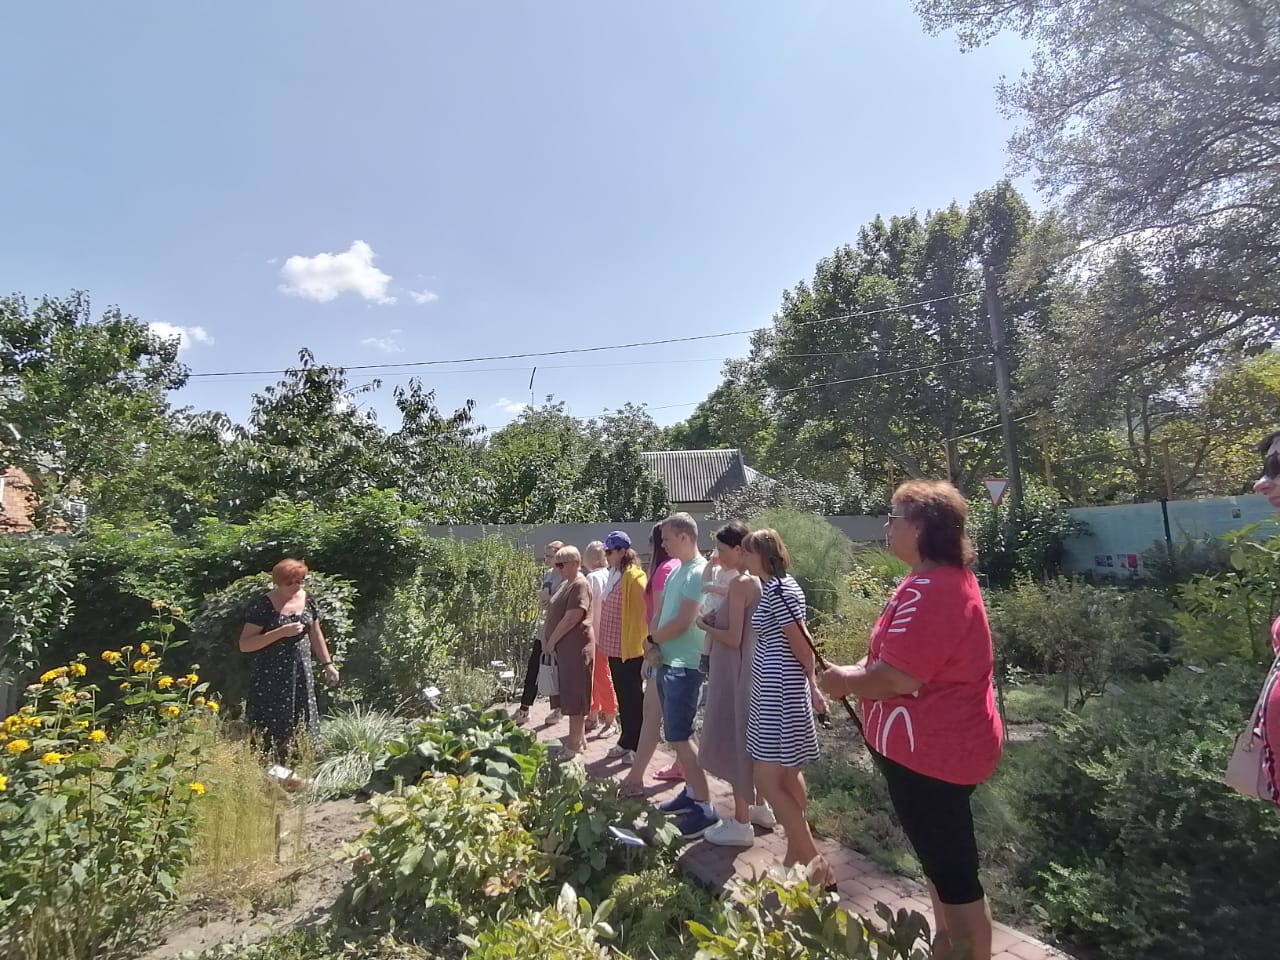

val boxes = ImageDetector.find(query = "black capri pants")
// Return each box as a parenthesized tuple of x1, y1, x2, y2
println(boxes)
(869, 748, 984, 905)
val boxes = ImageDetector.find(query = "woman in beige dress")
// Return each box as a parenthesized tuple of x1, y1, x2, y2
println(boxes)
(544, 545, 594, 755)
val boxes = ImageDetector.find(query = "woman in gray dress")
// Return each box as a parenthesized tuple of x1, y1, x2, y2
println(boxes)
(696, 521, 775, 847)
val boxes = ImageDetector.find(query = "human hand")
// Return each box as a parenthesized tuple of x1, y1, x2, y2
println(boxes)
(582, 643, 595, 665)
(323, 664, 340, 688)
(281, 621, 307, 638)
(816, 665, 853, 699)
(810, 684, 828, 716)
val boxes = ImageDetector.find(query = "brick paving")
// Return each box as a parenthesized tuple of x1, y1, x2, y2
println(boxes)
(520, 702, 1071, 960)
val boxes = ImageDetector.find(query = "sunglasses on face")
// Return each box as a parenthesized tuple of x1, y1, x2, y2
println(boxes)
(554, 561, 569, 569)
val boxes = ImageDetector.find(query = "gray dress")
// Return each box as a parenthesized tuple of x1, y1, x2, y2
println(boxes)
(698, 575, 760, 795)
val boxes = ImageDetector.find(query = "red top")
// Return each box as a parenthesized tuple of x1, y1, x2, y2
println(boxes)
(862, 566, 1003, 785)
(644, 558, 680, 625)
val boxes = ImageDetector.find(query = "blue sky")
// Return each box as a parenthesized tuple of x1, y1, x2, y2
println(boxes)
(0, 1, 1028, 434)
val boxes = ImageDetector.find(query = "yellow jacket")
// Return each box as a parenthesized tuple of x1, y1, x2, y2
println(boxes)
(620, 564, 649, 660)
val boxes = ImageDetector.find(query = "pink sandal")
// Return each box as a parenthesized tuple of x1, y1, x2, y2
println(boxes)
(655, 763, 684, 782)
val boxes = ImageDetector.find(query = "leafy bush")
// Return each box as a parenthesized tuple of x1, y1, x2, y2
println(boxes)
(688, 867, 944, 959)
(189, 572, 358, 713)
(969, 481, 1079, 588)
(459, 885, 615, 960)
(184, 930, 434, 959)
(819, 548, 908, 667)
(335, 774, 549, 945)
(367, 706, 544, 801)
(990, 576, 1154, 708)
(0, 607, 221, 960)
(1171, 528, 1280, 664)
(1017, 665, 1280, 959)
(607, 867, 714, 959)
(749, 509, 855, 622)
(526, 760, 680, 900)
(0, 537, 74, 674)
(309, 705, 411, 800)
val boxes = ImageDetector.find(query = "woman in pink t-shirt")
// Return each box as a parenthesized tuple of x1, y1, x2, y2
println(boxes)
(1250, 430, 1280, 805)
(819, 480, 1002, 960)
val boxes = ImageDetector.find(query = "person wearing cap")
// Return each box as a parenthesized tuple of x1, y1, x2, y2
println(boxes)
(598, 530, 649, 763)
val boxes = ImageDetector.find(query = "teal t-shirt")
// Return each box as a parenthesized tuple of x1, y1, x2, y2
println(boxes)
(657, 556, 707, 668)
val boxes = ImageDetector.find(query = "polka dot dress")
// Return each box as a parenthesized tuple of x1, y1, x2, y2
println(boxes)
(244, 593, 321, 763)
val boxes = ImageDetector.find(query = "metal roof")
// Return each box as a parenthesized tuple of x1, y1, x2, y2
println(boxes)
(640, 449, 760, 504)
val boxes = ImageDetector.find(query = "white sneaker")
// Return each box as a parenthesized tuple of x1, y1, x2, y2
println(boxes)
(546, 709, 563, 724)
(606, 744, 627, 759)
(619, 750, 635, 765)
(599, 721, 617, 738)
(749, 803, 777, 829)
(704, 818, 754, 847)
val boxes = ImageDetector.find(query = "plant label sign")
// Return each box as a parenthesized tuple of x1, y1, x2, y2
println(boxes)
(983, 478, 1009, 505)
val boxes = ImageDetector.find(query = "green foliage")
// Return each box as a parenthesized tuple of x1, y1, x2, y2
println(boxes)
(368, 706, 544, 801)
(0, 616, 220, 960)
(526, 760, 680, 900)
(182, 931, 435, 959)
(749, 509, 854, 622)
(688, 868, 944, 959)
(309, 705, 411, 801)
(968, 482, 1077, 588)
(0, 538, 74, 673)
(990, 577, 1153, 708)
(459, 885, 615, 960)
(188, 571, 358, 712)
(1017, 665, 1280, 959)
(711, 469, 886, 522)
(335, 774, 549, 945)
(608, 867, 714, 959)
(1171, 528, 1280, 664)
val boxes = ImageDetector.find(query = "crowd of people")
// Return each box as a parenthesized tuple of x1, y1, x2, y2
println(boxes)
(509, 484, 1004, 960)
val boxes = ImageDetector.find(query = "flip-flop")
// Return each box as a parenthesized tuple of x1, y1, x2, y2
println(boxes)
(655, 764, 684, 782)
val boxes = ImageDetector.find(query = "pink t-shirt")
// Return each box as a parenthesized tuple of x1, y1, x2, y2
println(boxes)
(862, 566, 1003, 785)
(645, 558, 680, 625)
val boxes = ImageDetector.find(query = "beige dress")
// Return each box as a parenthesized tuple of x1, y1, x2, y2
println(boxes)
(698, 575, 760, 795)
(549, 575, 594, 715)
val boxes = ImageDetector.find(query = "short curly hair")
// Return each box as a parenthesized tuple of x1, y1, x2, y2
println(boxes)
(893, 480, 976, 568)
(271, 558, 309, 584)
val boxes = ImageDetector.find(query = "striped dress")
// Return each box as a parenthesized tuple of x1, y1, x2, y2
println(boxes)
(747, 575, 819, 767)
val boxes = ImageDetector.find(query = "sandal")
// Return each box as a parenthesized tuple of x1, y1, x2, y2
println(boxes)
(619, 781, 647, 798)
(655, 763, 685, 782)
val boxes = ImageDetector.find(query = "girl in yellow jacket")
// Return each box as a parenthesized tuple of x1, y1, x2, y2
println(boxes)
(597, 530, 649, 762)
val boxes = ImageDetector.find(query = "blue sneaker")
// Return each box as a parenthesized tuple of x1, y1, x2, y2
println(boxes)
(658, 790, 697, 815)
(675, 805, 721, 840)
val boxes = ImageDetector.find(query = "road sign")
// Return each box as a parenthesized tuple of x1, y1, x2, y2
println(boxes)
(983, 478, 1009, 505)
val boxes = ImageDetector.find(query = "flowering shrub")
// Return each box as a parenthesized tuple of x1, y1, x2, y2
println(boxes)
(0, 602, 221, 960)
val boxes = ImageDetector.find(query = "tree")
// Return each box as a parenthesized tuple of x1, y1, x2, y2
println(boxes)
(0, 292, 188, 528)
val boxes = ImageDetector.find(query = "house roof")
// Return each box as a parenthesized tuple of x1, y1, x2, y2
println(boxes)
(640, 449, 765, 504)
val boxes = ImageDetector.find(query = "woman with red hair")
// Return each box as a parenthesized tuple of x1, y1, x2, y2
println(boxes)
(239, 559, 340, 765)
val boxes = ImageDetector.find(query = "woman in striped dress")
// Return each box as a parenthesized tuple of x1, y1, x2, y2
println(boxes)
(743, 528, 830, 883)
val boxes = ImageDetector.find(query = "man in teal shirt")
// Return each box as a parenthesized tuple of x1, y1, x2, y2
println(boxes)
(648, 512, 719, 839)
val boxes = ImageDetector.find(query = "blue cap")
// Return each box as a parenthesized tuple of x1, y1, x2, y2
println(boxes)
(604, 531, 632, 551)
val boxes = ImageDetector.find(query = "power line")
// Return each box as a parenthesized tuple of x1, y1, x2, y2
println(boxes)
(182, 290, 984, 380)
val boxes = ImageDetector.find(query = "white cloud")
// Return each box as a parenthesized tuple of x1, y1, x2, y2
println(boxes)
(409, 289, 439, 305)
(279, 240, 396, 304)
(361, 336, 404, 354)
(494, 397, 529, 414)
(148, 321, 214, 352)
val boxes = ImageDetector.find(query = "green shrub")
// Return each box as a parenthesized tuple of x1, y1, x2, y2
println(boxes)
(688, 867, 944, 959)
(367, 706, 544, 801)
(0, 537, 75, 674)
(749, 509, 855, 622)
(335, 774, 550, 946)
(459, 885, 615, 960)
(990, 576, 1154, 708)
(1171, 528, 1280, 664)
(526, 761, 680, 901)
(969, 481, 1078, 588)
(608, 867, 714, 959)
(184, 931, 434, 959)
(309, 705, 410, 800)
(1017, 664, 1280, 959)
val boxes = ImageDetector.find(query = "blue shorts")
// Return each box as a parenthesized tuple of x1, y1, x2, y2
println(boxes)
(656, 665, 702, 743)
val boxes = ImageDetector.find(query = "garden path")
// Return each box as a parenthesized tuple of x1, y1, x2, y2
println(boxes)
(521, 702, 1071, 960)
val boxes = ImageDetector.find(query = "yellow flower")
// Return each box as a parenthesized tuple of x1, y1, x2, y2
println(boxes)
(119, 682, 132, 691)
(88, 730, 107, 744)
(39, 751, 66, 766)
(68, 663, 87, 678)
(171, 607, 185, 617)
(188, 782, 206, 796)
(24, 716, 44, 729)
(193, 697, 206, 707)
(131, 659, 158, 674)
(101, 650, 123, 665)
(74, 720, 89, 730)
(57, 691, 76, 704)
(7, 739, 30, 755)
(39, 667, 68, 684)
(205, 701, 220, 715)
(183, 673, 199, 687)
(0, 774, 7, 792)
(139, 643, 152, 655)
(150, 600, 166, 611)
(156, 676, 174, 690)
(161, 705, 181, 719)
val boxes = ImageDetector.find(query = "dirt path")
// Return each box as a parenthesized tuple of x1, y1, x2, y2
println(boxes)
(139, 798, 366, 960)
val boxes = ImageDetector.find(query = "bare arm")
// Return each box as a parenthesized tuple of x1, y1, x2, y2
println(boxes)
(238, 621, 303, 653)
(818, 661, 921, 701)
(700, 578, 753, 649)
(781, 620, 818, 680)
(545, 607, 586, 650)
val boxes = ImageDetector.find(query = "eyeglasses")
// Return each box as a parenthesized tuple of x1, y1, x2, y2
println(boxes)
(554, 561, 568, 569)
(887, 514, 908, 522)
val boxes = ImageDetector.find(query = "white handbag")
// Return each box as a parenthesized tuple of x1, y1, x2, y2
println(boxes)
(537, 652, 559, 697)
(1225, 654, 1280, 805)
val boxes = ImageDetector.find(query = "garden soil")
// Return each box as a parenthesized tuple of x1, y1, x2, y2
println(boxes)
(138, 797, 366, 959)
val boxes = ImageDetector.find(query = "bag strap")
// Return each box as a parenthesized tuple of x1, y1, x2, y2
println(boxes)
(769, 580, 864, 736)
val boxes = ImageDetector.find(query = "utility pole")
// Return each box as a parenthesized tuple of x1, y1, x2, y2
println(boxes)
(983, 266, 1024, 528)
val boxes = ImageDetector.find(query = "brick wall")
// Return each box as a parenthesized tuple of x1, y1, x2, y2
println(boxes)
(0, 466, 35, 533)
